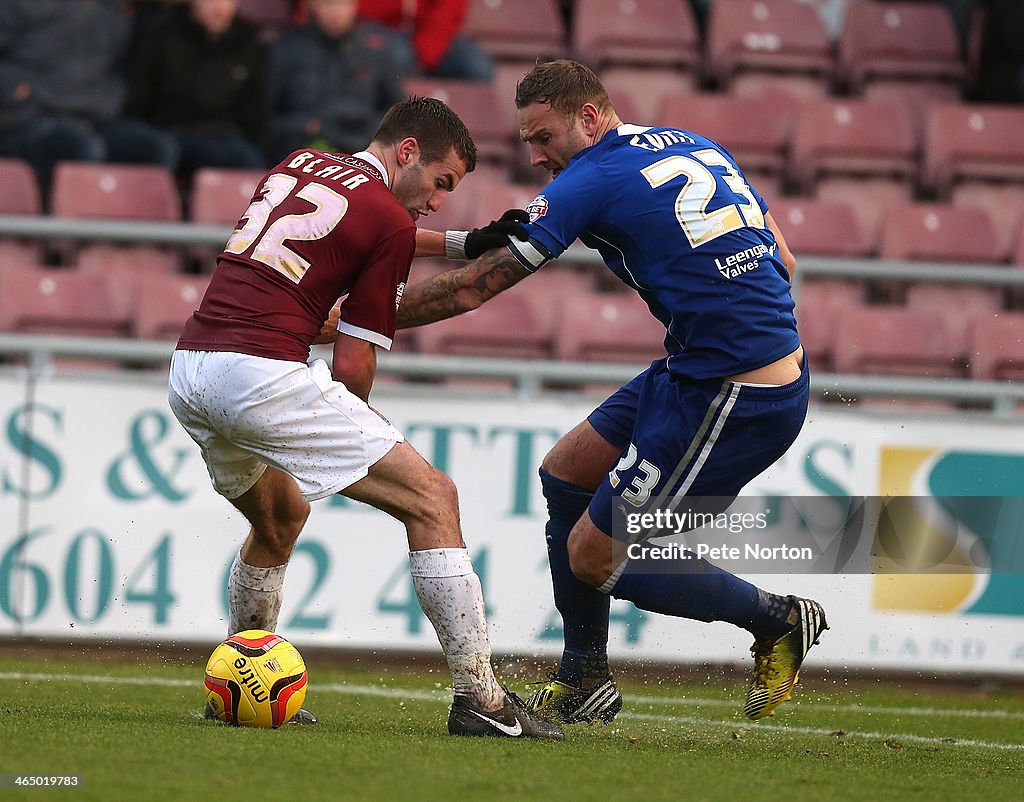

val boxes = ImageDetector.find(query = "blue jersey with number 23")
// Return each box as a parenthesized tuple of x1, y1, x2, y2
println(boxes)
(507, 124, 800, 380)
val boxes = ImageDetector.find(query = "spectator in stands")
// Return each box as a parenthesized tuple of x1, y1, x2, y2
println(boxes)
(0, 0, 176, 183)
(356, 0, 494, 82)
(975, 0, 1024, 103)
(124, 0, 267, 174)
(268, 0, 405, 162)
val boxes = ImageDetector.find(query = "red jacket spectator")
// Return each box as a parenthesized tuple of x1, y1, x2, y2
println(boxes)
(357, 0, 467, 73)
(293, 0, 491, 80)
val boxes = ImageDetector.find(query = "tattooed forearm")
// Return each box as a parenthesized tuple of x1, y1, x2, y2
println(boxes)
(397, 250, 530, 329)
(469, 250, 530, 297)
(396, 267, 470, 328)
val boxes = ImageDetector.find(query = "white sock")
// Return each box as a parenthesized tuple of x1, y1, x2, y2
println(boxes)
(409, 547, 505, 710)
(227, 551, 287, 636)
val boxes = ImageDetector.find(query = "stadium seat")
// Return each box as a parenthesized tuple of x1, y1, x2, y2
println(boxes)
(862, 80, 961, 140)
(728, 71, 831, 105)
(490, 62, 533, 133)
(471, 180, 544, 224)
(404, 78, 516, 167)
(968, 312, 1024, 380)
(878, 203, 1002, 265)
(769, 197, 872, 257)
(789, 243, 869, 371)
(877, 202, 1003, 307)
(0, 239, 43, 267)
(923, 103, 1024, 196)
(1009, 216, 1024, 308)
(571, 0, 701, 73)
(796, 277, 868, 311)
(950, 183, 1024, 263)
(793, 304, 835, 375)
(554, 290, 665, 364)
(416, 289, 553, 360)
(656, 92, 796, 184)
(789, 97, 918, 195)
(463, 0, 567, 64)
(600, 67, 697, 124)
(50, 162, 181, 221)
(1016, 218, 1024, 267)
(0, 158, 44, 264)
(705, 0, 833, 94)
(188, 168, 265, 269)
(833, 304, 965, 377)
(0, 157, 41, 214)
(132, 272, 212, 341)
(812, 176, 914, 251)
(76, 244, 183, 319)
(837, 1, 967, 93)
(520, 265, 599, 331)
(905, 283, 1003, 352)
(190, 168, 265, 224)
(793, 279, 868, 373)
(0, 263, 129, 338)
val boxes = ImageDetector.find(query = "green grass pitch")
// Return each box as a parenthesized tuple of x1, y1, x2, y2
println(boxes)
(0, 652, 1021, 801)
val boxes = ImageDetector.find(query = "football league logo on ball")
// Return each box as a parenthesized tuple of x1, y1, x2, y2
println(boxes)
(204, 630, 308, 728)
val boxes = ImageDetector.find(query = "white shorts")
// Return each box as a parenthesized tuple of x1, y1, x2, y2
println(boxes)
(168, 350, 403, 502)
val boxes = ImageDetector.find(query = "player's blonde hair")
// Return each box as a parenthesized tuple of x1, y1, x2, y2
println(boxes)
(515, 59, 613, 117)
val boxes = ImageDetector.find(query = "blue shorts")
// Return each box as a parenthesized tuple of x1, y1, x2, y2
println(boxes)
(587, 357, 810, 538)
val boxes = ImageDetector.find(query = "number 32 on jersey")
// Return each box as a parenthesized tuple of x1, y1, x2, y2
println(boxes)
(224, 173, 349, 282)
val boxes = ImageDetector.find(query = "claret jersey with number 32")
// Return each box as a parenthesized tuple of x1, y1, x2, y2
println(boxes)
(178, 149, 416, 362)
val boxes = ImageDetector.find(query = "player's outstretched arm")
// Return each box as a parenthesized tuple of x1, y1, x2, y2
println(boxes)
(415, 209, 529, 259)
(397, 248, 531, 329)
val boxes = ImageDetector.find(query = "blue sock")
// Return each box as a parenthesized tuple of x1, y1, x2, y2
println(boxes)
(540, 468, 610, 684)
(607, 550, 779, 632)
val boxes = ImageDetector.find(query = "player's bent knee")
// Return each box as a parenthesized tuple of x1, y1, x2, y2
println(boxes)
(249, 527, 299, 563)
(417, 466, 457, 511)
(539, 442, 567, 477)
(265, 498, 309, 555)
(433, 468, 459, 508)
(274, 495, 310, 536)
(405, 466, 459, 527)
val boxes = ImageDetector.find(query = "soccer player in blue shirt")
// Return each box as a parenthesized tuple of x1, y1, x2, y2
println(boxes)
(403, 60, 828, 725)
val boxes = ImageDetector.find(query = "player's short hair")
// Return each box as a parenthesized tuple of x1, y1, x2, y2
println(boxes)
(372, 97, 477, 172)
(515, 59, 613, 116)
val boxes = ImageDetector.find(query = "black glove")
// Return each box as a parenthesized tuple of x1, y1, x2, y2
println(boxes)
(445, 209, 530, 260)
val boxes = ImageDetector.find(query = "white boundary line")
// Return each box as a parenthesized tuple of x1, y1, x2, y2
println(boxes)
(1, 671, 1022, 751)
(624, 711, 1024, 752)
(624, 692, 1024, 721)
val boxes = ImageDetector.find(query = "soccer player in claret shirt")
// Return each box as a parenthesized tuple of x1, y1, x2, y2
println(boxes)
(402, 61, 829, 725)
(168, 97, 562, 740)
